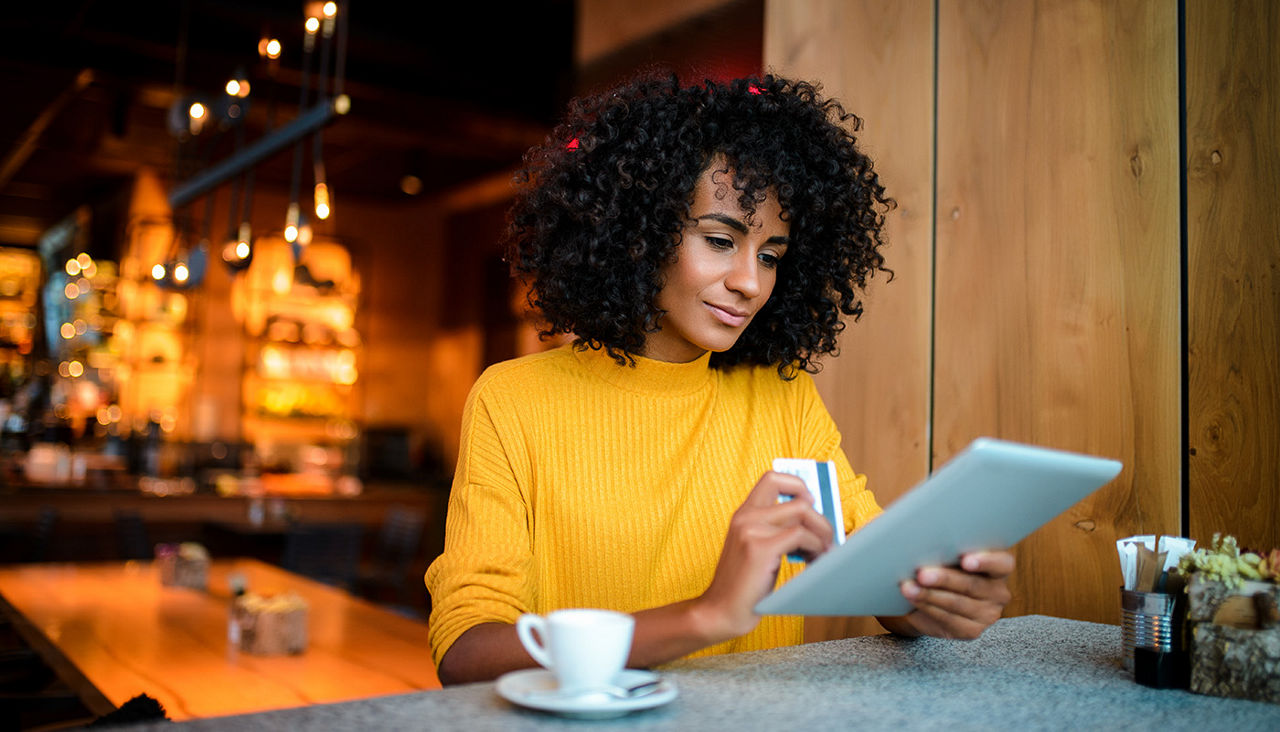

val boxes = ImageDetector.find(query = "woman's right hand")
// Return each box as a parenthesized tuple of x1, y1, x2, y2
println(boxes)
(693, 471, 835, 641)
(441, 472, 835, 683)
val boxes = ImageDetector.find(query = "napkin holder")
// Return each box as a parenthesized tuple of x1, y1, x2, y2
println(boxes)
(233, 592, 309, 655)
(156, 543, 209, 590)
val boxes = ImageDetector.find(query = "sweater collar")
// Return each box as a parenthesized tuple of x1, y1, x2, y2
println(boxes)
(573, 344, 714, 395)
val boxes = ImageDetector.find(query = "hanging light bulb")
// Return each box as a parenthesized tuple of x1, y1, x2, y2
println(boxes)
(222, 222, 253, 271)
(284, 202, 300, 243)
(303, 12, 320, 55)
(290, 210, 312, 263)
(162, 238, 208, 292)
(321, 1, 337, 37)
(188, 101, 207, 135)
(259, 37, 282, 59)
(151, 264, 166, 281)
(314, 182, 331, 219)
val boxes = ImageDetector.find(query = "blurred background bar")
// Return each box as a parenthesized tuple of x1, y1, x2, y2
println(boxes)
(0, 0, 764, 620)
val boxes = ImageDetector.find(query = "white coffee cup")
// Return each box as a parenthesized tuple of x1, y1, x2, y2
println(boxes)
(515, 608, 635, 693)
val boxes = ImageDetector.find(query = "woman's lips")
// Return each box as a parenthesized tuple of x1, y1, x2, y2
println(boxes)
(705, 302, 748, 327)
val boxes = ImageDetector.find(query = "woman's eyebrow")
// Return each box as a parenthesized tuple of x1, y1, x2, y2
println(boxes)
(697, 213, 749, 233)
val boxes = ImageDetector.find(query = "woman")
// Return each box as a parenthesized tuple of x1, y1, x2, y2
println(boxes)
(425, 74, 1013, 685)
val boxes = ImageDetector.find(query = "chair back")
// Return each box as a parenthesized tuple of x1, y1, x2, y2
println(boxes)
(114, 510, 151, 560)
(282, 523, 365, 589)
(377, 506, 426, 572)
(25, 508, 58, 563)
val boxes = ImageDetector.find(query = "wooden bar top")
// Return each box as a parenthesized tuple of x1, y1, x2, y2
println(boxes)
(0, 558, 441, 721)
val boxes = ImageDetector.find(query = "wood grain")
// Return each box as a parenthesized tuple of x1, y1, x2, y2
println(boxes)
(1185, 0, 1280, 554)
(576, 0, 739, 64)
(765, 0, 934, 640)
(0, 559, 440, 721)
(933, 0, 1181, 623)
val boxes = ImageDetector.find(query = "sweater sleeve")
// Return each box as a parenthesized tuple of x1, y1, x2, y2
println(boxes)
(424, 382, 536, 668)
(794, 374, 883, 535)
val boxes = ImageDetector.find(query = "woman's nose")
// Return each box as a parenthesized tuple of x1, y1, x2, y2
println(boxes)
(724, 252, 761, 298)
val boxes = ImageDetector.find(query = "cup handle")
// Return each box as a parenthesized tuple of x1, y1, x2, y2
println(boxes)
(515, 614, 554, 670)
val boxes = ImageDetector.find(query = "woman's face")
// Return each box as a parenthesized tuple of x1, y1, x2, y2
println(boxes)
(643, 161, 790, 363)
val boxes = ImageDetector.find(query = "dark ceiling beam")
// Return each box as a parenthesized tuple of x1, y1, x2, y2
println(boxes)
(168, 97, 348, 208)
(0, 69, 95, 191)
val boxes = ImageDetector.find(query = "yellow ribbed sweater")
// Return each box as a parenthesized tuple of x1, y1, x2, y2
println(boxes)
(424, 344, 882, 668)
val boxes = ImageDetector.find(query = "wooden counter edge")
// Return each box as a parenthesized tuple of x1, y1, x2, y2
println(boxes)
(0, 591, 117, 718)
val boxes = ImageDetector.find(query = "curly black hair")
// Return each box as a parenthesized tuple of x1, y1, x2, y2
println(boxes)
(505, 72, 894, 377)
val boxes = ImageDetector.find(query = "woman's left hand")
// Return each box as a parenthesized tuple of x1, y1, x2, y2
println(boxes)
(880, 550, 1015, 640)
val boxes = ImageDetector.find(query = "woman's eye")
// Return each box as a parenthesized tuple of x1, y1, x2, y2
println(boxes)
(759, 252, 781, 269)
(705, 235, 733, 250)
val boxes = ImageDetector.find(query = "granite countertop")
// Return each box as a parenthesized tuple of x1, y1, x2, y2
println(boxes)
(131, 615, 1279, 730)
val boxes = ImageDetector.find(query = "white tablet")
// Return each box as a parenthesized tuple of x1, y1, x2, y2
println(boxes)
(754, 437, 1122, 617)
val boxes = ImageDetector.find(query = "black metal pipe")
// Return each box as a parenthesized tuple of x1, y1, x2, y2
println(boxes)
(167, 99, 346, 209)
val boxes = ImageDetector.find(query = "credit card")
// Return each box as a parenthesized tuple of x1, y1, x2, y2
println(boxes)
(773, 458, 845, 562)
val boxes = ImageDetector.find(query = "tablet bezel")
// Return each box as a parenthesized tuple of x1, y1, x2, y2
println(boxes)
(754, 437, 1123, 617)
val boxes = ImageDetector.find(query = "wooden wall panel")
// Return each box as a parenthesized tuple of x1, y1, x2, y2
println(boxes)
(934, 0, 1180, 624)
(1186, 0, 1280, 552)
(577, 0, 739, 64)
(765, 0, 934, 639)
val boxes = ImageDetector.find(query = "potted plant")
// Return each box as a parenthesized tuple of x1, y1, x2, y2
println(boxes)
(1177, 534, 1280, 703)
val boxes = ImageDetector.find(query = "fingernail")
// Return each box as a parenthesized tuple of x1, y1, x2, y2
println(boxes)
(902, 581, 920, 599)
(918, 568, 940, 585)
(962, 555, 980, 572)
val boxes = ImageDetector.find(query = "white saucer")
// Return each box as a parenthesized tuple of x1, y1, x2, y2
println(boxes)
(495, 668, 677, 720)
